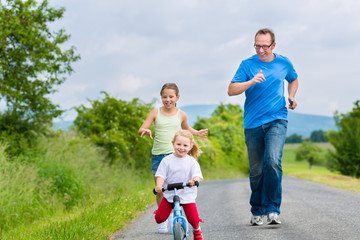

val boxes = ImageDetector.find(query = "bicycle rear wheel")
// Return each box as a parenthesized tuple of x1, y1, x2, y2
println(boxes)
(174, 221, 186, 240)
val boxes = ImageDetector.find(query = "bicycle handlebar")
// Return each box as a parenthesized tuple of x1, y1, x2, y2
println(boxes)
(153, 181, 199, 195)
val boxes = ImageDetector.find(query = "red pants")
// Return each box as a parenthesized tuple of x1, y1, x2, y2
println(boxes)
(155, 198, 203, 229)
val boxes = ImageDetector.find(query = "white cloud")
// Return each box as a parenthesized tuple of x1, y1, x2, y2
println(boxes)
(117, 74, 148, 94)
(47, 0, 360, 120)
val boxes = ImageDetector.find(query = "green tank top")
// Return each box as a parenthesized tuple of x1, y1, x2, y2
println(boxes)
(152, 108, 182, 155)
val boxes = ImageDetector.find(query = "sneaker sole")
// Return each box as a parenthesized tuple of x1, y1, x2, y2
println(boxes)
(250, 221, 263, 226)
(267, 219, 281, 225)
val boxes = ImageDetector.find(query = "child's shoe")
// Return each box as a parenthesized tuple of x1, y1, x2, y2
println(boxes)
(158, 220, 168, 233)
(193, 228, 203, 240)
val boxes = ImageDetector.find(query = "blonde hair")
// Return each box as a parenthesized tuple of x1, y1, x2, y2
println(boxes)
(172, 130, 200, 159)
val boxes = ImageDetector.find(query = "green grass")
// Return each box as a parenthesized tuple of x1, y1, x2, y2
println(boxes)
(0, 132, 155, 239)
(282, 143, 360, 194)
(3, 189, 154, 240)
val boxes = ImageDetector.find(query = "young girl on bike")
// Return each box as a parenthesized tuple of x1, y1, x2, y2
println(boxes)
(138, 83, 207, 233)
(154, 130, 204, 240)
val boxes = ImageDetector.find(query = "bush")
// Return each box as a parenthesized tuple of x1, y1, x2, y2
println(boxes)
(194, 103, 248, 173)
(326, 100, 360, 178)
(285, 134, 303, 143)
(310, 130, 328, 142)
(73, 92, 153, 168)
(295, 141, 325, 168)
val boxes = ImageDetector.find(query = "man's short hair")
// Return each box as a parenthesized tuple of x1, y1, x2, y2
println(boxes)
(255, 28, 275, 43)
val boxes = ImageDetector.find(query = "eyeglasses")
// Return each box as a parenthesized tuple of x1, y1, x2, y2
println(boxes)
(254, 42, 274, 50)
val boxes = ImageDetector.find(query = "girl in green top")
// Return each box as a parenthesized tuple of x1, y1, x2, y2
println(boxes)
(138, 83, 207, 233)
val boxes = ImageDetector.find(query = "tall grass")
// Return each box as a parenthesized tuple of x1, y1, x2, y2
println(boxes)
(0, 145, 58, 232)
(0, 131, 154, 239)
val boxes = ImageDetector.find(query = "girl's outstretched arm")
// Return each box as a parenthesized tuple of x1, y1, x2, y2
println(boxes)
(180, 111, 208, 138)
(138, 108, 157, 140)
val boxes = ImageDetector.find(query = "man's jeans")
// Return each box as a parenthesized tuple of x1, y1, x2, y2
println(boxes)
(244, 119, 287, 216)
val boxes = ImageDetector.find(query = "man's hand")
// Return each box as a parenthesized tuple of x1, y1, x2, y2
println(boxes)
(251, 70, 266, 85)
(288, 97, 297, 110)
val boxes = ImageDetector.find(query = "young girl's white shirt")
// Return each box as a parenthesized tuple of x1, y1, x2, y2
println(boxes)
(155, 153, 203, 204)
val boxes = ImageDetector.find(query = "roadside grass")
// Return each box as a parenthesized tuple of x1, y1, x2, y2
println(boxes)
(283, 143, 360, 194)
(0, 133, 155, 240)
(2, 177, 155, 240)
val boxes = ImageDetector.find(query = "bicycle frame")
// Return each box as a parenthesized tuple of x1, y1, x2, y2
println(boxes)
(171, 188, 189, 239)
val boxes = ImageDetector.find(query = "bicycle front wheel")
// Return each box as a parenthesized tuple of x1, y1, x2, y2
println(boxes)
(174, 221, 186, 240)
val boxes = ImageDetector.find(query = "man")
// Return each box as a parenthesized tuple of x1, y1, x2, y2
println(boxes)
(228, 28, 299, 225)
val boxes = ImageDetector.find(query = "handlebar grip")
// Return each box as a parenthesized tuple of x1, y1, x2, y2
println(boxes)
(194, 180, 199, 187)
(167, 182, 185, 191)
(153, 187, 166, 195)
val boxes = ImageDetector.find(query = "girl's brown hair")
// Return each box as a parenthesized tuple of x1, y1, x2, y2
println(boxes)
(160, 83, 179, 96)
(172, 130, 200, 159)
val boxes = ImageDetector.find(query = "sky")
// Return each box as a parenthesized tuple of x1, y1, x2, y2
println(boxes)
(49, 0, 360, 121)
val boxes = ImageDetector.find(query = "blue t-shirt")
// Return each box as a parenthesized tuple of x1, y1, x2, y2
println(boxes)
(231, 53, 298, 129)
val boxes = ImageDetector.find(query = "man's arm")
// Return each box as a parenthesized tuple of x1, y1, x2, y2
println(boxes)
(228, 70, 265, 96)
(288, 78, 299, 110)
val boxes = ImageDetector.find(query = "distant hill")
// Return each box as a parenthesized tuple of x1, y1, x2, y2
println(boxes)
(180, 104, 336, 137)
(53, 104, 337, 137)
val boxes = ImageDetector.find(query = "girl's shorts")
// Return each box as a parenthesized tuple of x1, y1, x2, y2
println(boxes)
(151, 153, 171, 174)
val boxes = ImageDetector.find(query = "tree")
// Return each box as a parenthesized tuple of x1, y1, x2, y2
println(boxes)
(285, 133, 303, 143)
(0, 0, 80, 135)
(295, 141, 324, 169)
(310, 130, 328, 142)
(326, 100, 360, 178)
(193, 103, 248, 172)
(73, 92, 154, 168)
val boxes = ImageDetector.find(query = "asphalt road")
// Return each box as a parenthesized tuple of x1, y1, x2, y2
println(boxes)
(111, 177, 360, 240)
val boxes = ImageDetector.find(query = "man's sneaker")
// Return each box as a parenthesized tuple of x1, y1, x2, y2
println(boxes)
(250, 215, 263, 226)
(158, 220, 168, 233)
(193, 228, 203, 240)
(267, 213, 281, 225)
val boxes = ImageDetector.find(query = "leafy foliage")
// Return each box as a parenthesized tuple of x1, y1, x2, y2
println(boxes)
(310, 130, 328, 142)
(295, 141, 324, 169)
(0, 0, 80, 154)
(285, 133, 303, 143)
(194, 103, 248, 172)
(73, 92, 153, 168)
(326, 100, 360, 178)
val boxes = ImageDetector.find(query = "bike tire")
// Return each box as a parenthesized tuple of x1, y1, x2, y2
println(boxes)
(173, 221, 186, 240)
